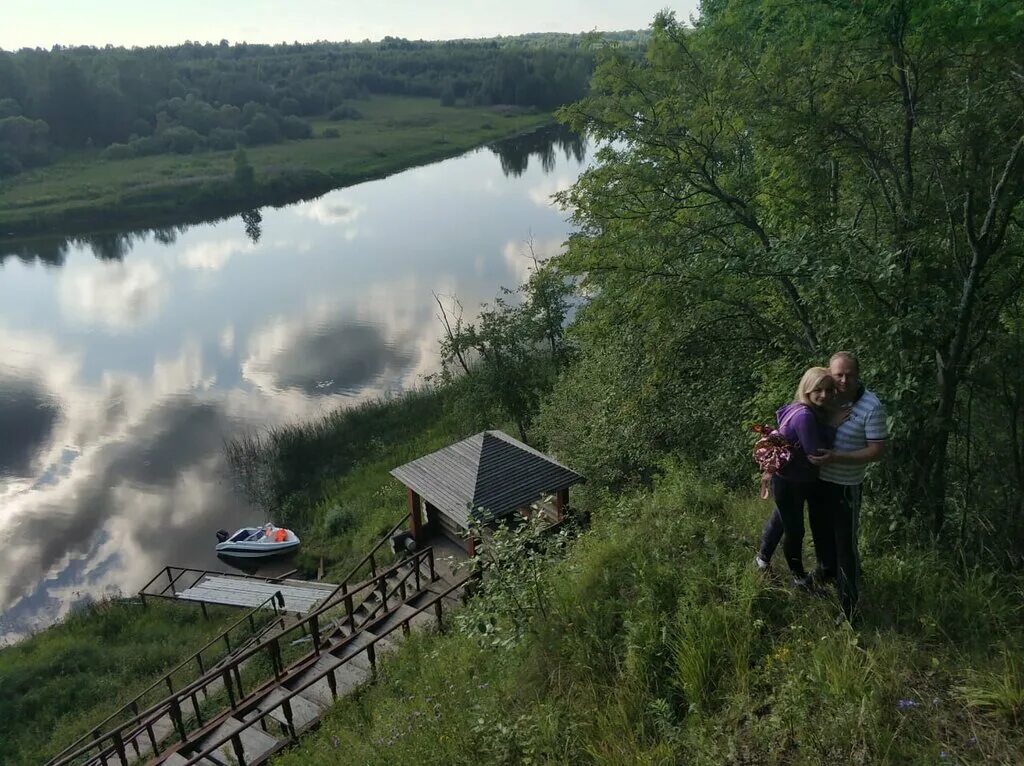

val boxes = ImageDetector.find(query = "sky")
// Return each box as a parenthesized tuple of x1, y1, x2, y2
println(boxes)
(2, 1, 702, 50)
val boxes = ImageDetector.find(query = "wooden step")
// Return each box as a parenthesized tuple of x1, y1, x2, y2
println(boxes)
(334, 631, 375, 669)
(192, 714, 280, 765)
(257, 687, 324, 732)
(158, 752, 221, 766)
(369, 630, 402, 657)
(368, 604, 420, 636)
(289, 657, 370, 706)
(282, 651, 347, 706)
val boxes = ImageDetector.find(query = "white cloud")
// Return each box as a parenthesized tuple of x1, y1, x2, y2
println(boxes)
(294, 197, 366, 241)
(58, 259, 167, 331)
(180, 238, 254, 271)
(220, 325, 235, 354)
(501, 237, 563, 285)
(528, 174, 575, 209)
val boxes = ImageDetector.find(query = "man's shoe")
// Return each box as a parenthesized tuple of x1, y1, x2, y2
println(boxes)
(811, 566, 835, 585)
(835, 609, 860, 628)
(791, 573, 815, 591)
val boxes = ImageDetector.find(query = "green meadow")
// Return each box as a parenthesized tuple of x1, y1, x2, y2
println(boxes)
(0, 97, 550, 236)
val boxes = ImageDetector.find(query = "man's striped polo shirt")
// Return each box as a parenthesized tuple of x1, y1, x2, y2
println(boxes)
(820, 386, 888, 486)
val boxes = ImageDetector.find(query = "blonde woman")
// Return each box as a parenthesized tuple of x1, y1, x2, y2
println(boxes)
(762, 367, 837, 585)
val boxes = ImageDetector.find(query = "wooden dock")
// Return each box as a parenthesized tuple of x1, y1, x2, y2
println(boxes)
(175, 575, 337, 613)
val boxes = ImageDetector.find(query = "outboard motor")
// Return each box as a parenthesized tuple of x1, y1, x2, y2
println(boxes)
(215, 529, 230, 543)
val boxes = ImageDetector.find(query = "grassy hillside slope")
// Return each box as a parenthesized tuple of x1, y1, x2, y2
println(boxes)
(0, 600, 242, 765)
(271, 466, 1024, 765)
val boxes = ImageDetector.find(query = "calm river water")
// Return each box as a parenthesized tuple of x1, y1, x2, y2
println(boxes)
(0, 127, 590, 642)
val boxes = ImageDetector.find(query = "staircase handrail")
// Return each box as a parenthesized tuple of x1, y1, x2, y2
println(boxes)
(294, 511, 410, 630)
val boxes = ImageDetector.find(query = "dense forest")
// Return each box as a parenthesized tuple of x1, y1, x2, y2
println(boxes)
(0, 32, 641, 176)
(412, 1, 1024, 563)
(537, 0, 1024, 562)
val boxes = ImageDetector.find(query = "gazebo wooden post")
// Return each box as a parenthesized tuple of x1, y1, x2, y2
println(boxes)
(424, 501, 438, 535)
(555, 487, 569, 522)
(408, 488, 421, 542)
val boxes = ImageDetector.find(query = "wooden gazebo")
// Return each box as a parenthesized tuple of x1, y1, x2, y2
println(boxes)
(390, 430, 584, 554)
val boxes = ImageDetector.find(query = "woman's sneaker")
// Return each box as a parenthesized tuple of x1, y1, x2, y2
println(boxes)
(753, 554, 770, 572)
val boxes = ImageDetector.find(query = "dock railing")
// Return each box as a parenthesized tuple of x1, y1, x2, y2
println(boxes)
(138, 565, 300, 611)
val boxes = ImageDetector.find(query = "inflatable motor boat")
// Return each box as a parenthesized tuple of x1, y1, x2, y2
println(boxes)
(215, 524, 300, 558)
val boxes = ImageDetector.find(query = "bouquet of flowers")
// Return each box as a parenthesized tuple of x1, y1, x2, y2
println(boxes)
(751, 424, 793, 499)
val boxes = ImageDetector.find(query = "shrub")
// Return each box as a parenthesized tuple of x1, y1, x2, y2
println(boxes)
(100, 142, 134, 161)
(160, 126, 202, 154)
(328, 104, 363, 121)
(322, 127, 340, 139)
(278, 96, 301, 116)
(208, 127, 246, 150)
(233, 146, 254, 187)
(323, 505, 356, 536)
(243, 113, 280, 145)
(280, 115, 312, 140)
(127, 135, 165, 156)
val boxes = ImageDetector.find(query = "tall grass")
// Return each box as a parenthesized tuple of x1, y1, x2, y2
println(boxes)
(225, 386, 449, 526)
(270, 463, 1024, 765)
(0, 599, 238, 765)
(225, 380, 491, 581)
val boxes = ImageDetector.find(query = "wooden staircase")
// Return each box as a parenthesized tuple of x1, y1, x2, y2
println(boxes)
(149, 555, 466, 766)
(155, 577, 464, 766)
(50, 545, 466, 766)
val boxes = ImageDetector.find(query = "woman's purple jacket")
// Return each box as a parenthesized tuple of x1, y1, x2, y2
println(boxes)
(775, 402, 835, 483)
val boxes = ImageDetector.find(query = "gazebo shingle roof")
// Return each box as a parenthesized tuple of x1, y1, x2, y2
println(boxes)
(390, 430, 583, 529)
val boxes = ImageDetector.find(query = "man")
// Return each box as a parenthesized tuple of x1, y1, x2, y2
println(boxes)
(807, 351, 888, 622)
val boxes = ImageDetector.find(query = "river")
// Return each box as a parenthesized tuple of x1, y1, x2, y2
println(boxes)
(0, 126, 590, 643)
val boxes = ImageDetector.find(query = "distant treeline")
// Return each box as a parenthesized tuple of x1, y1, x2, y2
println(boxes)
(0, 32, 643, 176)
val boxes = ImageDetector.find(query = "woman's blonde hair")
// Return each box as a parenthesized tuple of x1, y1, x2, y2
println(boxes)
(794, 366, 834, 408)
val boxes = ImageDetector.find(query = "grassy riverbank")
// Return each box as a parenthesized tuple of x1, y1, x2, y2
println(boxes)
(225, 381, 480, 583)
(0, 97, 551, 237)
(5, 384, 1023, 765)
(0, 599, 242, 765)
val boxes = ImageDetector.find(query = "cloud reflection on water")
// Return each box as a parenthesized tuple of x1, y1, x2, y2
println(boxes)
(0, 375, 60, 479)
(0, 279, 451, 641)
(0, 125, 589, 643)
(58, 259, 168, 331)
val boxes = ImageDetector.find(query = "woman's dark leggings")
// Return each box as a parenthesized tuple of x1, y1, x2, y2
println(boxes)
(769, 476, 828, 577)
(758, 504, 832, 573)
